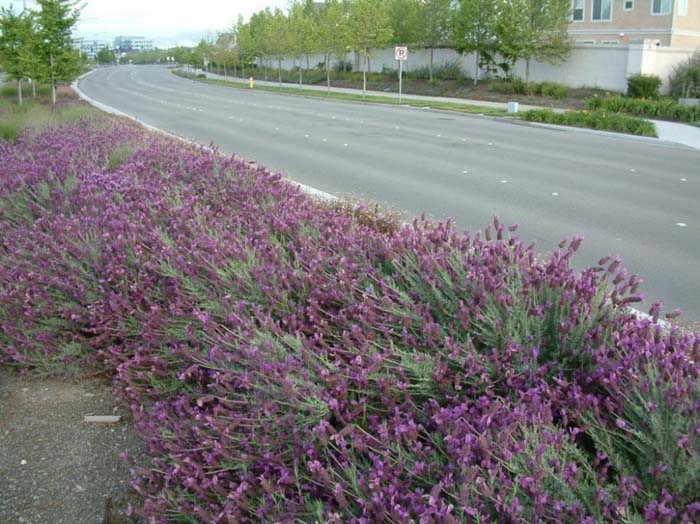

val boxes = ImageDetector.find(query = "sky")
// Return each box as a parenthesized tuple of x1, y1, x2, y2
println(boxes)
(0, 0, 289, 47)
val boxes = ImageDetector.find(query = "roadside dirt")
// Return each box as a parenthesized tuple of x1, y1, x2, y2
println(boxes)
(0, 370, 143, 524)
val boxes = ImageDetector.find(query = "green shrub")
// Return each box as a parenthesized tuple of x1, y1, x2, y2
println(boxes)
(0, 118, 22, 141)
(406, 60, 465, 81)
(587, 95, 700, 123)
(1, 84, 18, 97)
(522, 108, 657, 137)
(627, 73, 662, 98)
(489, 79, 568, 99)
(670, 51, 700, 99)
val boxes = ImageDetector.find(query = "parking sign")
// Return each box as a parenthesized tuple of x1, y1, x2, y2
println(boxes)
(395, 46, 408, 61)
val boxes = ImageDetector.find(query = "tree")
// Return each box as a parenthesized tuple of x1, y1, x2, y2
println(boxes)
(348, 0, 393, 96)
(497, 0, 571, 82)
(95, 47, 115, 65)
(317, 0, 350, 92)
(387, 0, 422, 47)
(417, 0, 453, 82)
(35, 0, 82, 106)
(287, 1, 317, 86)
(0, 7, 38, 105)
(234, 16, 256, 79)
(266, 8, 291, 88)
(453, 0, 500, 84)
(249, 9, 274, 82)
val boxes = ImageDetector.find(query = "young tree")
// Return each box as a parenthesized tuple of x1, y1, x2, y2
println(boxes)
(95, 47, 115, 65)
(348, 0, 393, 97)
(234, 16, 256, 79)
(35, 0, 82, 106)
(497, 0, 571, 82)
(453, 0, 500, 84)
(0, 7, 38, 105)
(288, 1, 317, 86)
(249, 9, 274, 82)
(387, 0, 422, 47)
(263, 8, 291, 88)
(317, 0, 350, 92)
(417, 0, 453, 82)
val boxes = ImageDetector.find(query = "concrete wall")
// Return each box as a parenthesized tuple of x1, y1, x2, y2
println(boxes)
(255, 42, 695, 94)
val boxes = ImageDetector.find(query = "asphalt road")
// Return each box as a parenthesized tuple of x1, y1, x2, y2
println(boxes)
(78, 65, 700, 318)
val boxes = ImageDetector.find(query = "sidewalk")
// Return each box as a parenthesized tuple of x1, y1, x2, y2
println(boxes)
(192, 68, 700, 151)
(194, 68, 546, 112)
(651, 119, 700, 151)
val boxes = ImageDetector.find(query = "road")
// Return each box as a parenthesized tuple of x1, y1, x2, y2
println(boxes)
(78, 65, 700, 318)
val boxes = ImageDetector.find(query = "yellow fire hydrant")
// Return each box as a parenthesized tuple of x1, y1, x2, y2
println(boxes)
(248, 77, 255, 89)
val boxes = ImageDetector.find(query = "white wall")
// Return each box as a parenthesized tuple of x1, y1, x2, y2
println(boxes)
(255, 43, 695, 94)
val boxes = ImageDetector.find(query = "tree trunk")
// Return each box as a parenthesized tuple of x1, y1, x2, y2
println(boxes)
(264, 61, 268, 83)
(326, 53, 331, 92)
(474, 51, 479, 85)
(278, 59, 282, 88)
(17, 79, 23, 106)
(306, 53, 310, 72)
(52, 84, 56, 106)
(525, 59, 531, 84)
(363, 54, 368, 97)
(429, 48, 434, 82)
(299, 59, 303, 87)
(32, 80, 36, 98)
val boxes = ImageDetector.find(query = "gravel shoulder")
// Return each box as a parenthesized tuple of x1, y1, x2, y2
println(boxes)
(0, 370, 143, 524)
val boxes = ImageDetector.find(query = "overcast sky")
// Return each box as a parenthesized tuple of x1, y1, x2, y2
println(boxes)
(0, 0, 289, 47)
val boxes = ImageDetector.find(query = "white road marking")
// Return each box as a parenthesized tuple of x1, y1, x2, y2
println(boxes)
(676, 223, 688, 227)
(488, 142, 494, 146)
(462, 170, 468, 174)
(681, 178, 687, 182)
(461, 138, 467, 142)
(343, 143, 348, 147)
(630, 168, 636, 172)
(552, 192, 559, 196)
(322, 138, 327, 142)
(501, 180, 508, 184)
(305, 134, 310, 138)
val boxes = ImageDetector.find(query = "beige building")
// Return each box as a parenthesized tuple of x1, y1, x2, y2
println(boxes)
(568, 0, 700, 49)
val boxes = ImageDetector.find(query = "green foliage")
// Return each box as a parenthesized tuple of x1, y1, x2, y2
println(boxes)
(105, 144, 134, 171)
(490, 78, 569, 99)
(627, 74, 662, 99)
(452, 0, 500, 82)
(522, 108, 658, 137)
(669, 51, 700, 99)
(406, 59, 465, 81)
(34, 0, 83, 104)
(585, 360, 700, 512)
(587, 95, 700, 124)
(95, 47, 115, 65)
(348, 0, 393, 90)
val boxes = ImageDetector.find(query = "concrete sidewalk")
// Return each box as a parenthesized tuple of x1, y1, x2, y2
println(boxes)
(652, 119, 700, 151)
(191, 68, 700, 151)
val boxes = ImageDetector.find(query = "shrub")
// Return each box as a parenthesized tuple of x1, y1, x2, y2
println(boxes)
(333, 59, 353, 73)
(670, 51, 700, 99)
(489, 79, 568, 99)
(406, 60, 465, 81)
(627, 73, 662, 99)
(587, 95, 700, 123)
(0, 118, 21, 141)
(522, 108, 657, 137)
(2, 100, 699, 524)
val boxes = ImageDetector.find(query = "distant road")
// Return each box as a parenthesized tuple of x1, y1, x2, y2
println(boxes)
(79, 65, 700, 318)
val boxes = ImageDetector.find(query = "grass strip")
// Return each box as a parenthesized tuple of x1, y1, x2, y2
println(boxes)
(173, 70, 508, 117)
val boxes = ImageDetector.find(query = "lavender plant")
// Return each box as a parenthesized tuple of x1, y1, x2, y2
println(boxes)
(1, 100, 699, 523)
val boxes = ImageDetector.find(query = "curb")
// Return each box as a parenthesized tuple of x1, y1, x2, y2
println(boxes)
(72, 70, 337, 203)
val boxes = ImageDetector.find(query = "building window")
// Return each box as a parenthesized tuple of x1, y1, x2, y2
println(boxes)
(652, 0, 672, 15)
(575, 39, 597, 45)
(602, 40, 620, 45)
(624, 0, 634, 10)
(678, 0, 688, 16)
(592, 0, 613, 21)
(572, 0, 584, 21)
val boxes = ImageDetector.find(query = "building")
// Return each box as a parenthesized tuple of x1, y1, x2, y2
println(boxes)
(113, 36, 155, 53)
(568, 0, 700, 48)
(74, 38, 111, 59)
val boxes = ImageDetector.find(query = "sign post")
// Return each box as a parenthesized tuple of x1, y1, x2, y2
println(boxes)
(395, 46, 408, 104)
